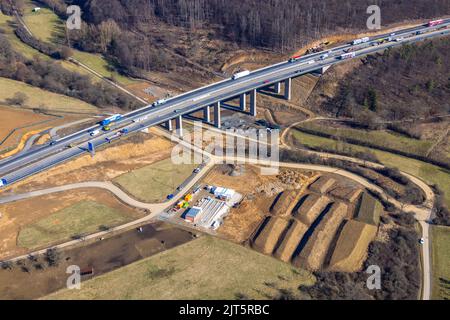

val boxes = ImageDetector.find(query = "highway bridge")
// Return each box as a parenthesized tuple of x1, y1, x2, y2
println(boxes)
(1, 19, 450, 187)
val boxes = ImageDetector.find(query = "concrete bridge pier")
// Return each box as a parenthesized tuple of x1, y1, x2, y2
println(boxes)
(214, 102, 221, 128)
(284, 78, 292, 100)
(274, 82, 281, 94)
(250, 89, 257, 116)
(175, 115, 183, 136)
(165, 120, 173, 131)
(203, 106, 211, 123)
(240, 93, 246, 111)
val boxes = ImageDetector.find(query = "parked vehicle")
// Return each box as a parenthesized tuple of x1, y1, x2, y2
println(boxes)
(0, 178, 7, 188)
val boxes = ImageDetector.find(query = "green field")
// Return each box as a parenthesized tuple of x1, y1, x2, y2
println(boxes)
(72, 50, 137, 85)
(0, 11, 46, 59)
(0, 77, 97, 113)
(113, 158, 197, 203)
(298, 122, 433, 157)
(291, 130, 450, 207)
(45, 236, 314, 300)
(22, 1, 64, 43)
(17, 201, 132, 249)
(431, 226, 450, 300)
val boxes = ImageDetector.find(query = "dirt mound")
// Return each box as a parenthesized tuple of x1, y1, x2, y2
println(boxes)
(270, 191, 299, 217)
(293, 194, 330, 225)
(292, 202, 348, 271)
(329, 185, 362, 203)
(328, 220, 378, 272)
(251, 216, 290, 255)
(273, 220, 308, 262)
(354, 192, 382, 226)
(309, 176, 336, 194)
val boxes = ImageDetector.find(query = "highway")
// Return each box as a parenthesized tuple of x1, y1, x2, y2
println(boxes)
(0, 19, 450, 187)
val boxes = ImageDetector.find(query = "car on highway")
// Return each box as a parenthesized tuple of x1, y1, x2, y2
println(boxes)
(263, 80, 270, 84)
(103, 125, 111, 131)
(174, 109, 181, 113)
(67, 143, 75, 149)
(193, 167, 201, 173)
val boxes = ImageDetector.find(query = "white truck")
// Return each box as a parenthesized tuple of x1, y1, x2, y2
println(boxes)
(339, 52, 356, 60)
(232, 70, 250, 80)
(89, 129, 100, 137)
(352, 37, 370, 45)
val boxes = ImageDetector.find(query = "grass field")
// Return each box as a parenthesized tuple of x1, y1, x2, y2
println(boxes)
(0, 77, 97, 114)
(71, 50, 137, 85)
(113, 158, 197, 203)
(0, 11, 46, 59)
(22, 1, 64, 43)
(17, 201, 132, 249)
(298, 122, 433, 157)
(291, 130, 450, 207)
(45, 236, 314, 300)
(431, 225, 450, 300)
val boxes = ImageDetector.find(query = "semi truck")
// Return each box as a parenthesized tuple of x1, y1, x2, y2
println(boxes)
(100, 114, 122, 126)
(232, 70, 250, 80)
(339, 52, 356, 60)
(132, 115, 148, 123)
(351, 37, 370, 45)
(152, 98, 167, 107)
(0, 178, 7, 188)
(289, 55, 302, 62)
(428, 19, 444, 27)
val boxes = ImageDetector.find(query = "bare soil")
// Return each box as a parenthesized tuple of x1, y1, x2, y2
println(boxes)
(0, 221, 195, 300)
(0, 188, 145, 260)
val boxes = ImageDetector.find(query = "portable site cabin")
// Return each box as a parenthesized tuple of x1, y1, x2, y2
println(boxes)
(212, 187, 235, 201)
(185, 207, 203, 223)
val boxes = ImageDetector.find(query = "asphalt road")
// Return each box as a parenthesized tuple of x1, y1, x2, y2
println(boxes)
(1, 20, 450, 187)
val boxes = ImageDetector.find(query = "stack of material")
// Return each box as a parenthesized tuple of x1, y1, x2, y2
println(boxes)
(292, 194, 330, 225)
(309, 176, 336, 194)
(251, 217, 290, 255)
(292, 202, 348, 271)
(328, 219, 378, 272)
(273, 220, 309, 262)
(271, 191, 299, 217)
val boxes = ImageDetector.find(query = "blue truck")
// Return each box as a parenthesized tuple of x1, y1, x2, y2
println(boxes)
(100, 114, 123, 126)
(0, 178, 7, 188)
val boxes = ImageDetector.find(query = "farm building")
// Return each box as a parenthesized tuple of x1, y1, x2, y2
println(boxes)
(184, 206, 203, 223)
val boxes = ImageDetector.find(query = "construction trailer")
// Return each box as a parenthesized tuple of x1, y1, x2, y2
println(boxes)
(211, 186, 235, 201)
(185, 207, 203, 223)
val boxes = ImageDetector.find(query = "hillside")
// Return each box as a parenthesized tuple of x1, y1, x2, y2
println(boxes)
(311, 37, 450, 122)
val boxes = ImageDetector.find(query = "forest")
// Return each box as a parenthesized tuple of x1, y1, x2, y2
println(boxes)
(25, 0, 450, 75)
